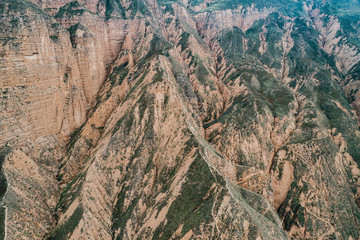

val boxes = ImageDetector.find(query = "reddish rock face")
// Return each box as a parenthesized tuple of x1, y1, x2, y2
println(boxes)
(1, 0, 360, 239)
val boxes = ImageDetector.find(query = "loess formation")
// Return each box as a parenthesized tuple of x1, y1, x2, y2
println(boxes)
(1, 0, 360, 239)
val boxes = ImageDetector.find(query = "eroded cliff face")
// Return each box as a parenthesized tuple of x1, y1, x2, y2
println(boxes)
(1, 0, 360, 239)
(0, 0, 126, 237)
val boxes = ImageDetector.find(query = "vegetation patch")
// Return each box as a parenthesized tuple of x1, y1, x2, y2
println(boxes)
(66, 125, 84, 153)
(177, 32, 190, 52)
(0, 146, 10, 201)
(277, 182, 305, 230)
(63, 73, 69, 83)
(101, 0, 126, 19)
(55, 171, 85, 213)
(195, 60, 215, 90)
(47, 206, 84, 240)
(112, 186, 140, 238)
(144, 33, 172, 61)
(200, 0, 303, 16)
(0, 207, 5, 240)
(0, 146, 10, 240)
(219, 27, 245, 62)
(109, 62, 129, 86)
(152, 69, 164, 84)
(50, 35, 59, 42)
(152, 153, 216, 239)
(55, 1, 87, 18)
(103, 0, 150, 19)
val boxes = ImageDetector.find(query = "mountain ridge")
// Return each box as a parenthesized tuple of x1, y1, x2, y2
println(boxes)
(1, 0, 360, 239)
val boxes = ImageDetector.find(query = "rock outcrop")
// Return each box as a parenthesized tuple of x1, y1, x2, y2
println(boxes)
(1, 0, 360, 239)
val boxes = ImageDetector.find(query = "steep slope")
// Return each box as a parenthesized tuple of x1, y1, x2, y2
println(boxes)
(1, 0, 360, 239)
(0, 0, 125, 237)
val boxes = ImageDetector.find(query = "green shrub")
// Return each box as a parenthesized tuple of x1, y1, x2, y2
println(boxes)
(50, 35, 58, 42)
(47, 206, 84, 240)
